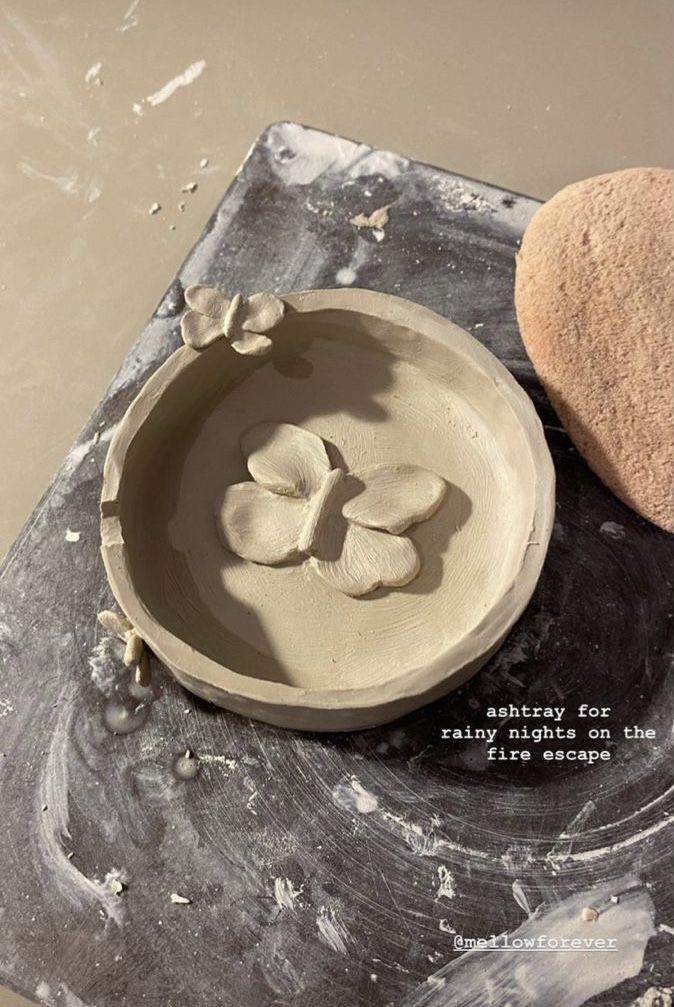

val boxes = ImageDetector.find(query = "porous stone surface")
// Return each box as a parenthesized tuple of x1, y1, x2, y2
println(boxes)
(515, 167, 674, 532)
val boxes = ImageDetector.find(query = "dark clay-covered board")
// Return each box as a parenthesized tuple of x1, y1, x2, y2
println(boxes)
(0, 123, 672, 1007)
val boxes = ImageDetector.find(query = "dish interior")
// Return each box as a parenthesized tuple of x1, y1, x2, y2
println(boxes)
(119, 308, 537, 691)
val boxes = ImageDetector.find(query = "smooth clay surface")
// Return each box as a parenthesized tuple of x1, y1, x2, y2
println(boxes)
(101, 289, 555, 730)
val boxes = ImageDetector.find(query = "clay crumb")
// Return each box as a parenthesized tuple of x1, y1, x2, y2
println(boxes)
(581, 906, 598, 922)
(67, 851, 74, 860)
(109, 878, 125, 896)
(199, 157, 209, 168)
(169, 224, 176, 231)
(98, 609, 133, 639)
(65, 529, 81, 542)
(170, 893, 191, 905)
(350, 205, 391, 230)
(632, 988, 674, 1007)
(181, 181, 198, 193)
(178, 201, 186, 212)
(149, 202, 161, 215)
(610, 894, 620, 904)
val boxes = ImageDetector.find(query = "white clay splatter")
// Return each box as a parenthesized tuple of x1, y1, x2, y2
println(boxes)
(334, 235, 373, 289)
(145, 60, 206, 107)
(20, 162, 80, 196)
(19, 161, 102, 205)
(265, 122, 407, 187)
(600, 521, 626, 540)
(402, 874, 655, 1007)
(317, 906, 352, 955)
(117, 0, 140, 32)
(88, 636, 124, 696)
(103, 869, 128, 897)
(335, 266, 357, 286)
(332, 776, 486, 860)
(59, 424, 117, 493)
(551, 814, 674, 868)
(84, 61, 102, 84)
(36, 685, 127, 927)
(348, 149, 408, 180)
(35, 982, 54, 1006)
(332, 777, 379, 814)
(198, 754, 239, 770)
(65, 528, 81, 542)
(435, 176, 496, 215)
(436, 865, 456, 901)
(511, 878, 534, 917)
(61, 986, 95, 1007)
(273, 877, 303, 911)
(546, 798, 623, 870)
(501, 844, 535, 874)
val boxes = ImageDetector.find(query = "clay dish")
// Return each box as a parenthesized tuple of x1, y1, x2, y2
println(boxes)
(101, 289, 555, 731)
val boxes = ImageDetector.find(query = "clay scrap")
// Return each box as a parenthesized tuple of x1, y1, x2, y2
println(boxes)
(349, 204, 391, 230)
(97, 609, 151, 686)
(181, 286, 285, 355)
(217, 421, 446, 596)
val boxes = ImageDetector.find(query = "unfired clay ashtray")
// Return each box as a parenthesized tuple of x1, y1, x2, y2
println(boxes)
(101, 288, 555, 731)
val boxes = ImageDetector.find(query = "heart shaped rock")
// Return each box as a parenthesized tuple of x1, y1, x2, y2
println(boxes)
(515, 167, 674, 532)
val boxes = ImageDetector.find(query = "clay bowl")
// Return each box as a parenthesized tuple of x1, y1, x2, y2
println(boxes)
(101, 288, 555, 731)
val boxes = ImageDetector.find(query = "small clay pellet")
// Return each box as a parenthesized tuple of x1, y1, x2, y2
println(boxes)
(123, 631, 144, 667)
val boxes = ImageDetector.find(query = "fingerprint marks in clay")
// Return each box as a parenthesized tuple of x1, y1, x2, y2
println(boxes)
(216, 422, 446, 597)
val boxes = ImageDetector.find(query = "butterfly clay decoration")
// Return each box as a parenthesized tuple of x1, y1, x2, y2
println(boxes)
(217, 422, 446, 597)
(181, 285, 285, 355)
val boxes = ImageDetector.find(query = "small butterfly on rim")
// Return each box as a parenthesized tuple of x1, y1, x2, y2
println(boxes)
(181, 285, 285, 355)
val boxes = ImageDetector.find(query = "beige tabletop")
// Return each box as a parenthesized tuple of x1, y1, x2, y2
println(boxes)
(1, 2, 673, 1004)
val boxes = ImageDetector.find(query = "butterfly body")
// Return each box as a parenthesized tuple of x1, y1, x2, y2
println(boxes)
(298, 467, 344, 554)
(217, 422, 446, 597)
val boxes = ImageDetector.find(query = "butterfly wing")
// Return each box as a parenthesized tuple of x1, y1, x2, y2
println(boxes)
(342, 464, 445, 534)
(216, 482, 306, 564)
(185, 284, 228, 318)
(242, 422, 331, 498)
(311, 520, 420, 597)
(229, 331, 273, 356)
(240, 292, 285, 333)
